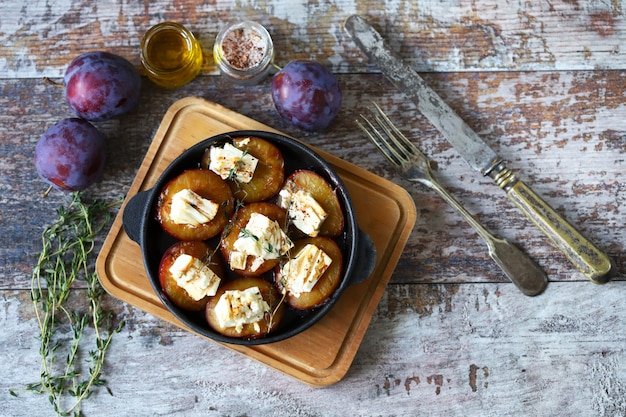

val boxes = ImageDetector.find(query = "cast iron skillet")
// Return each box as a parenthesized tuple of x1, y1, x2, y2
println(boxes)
(122, 130, 377, 345)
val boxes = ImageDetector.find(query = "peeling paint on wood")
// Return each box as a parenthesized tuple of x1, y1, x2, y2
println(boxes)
(2, 1, 626, 416)
(4, 70, 623, 288)
(2, 0, 626, 78)
(3, 283, 626, 416)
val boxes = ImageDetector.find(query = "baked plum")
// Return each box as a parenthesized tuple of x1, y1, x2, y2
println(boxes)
(205, 276, 285, 339)
(278, 170, 344, 237)
(221, 202, 291, 276)
(275, 236, 343, 310)
(156, 168, 234, 240)
(159, 241, 225, 311)
(201, 136, 284, 203)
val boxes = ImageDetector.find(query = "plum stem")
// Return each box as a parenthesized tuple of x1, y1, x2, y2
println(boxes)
(42, 185, 53, 198)
(270, 62, 282, 73)
(42, 77, 65, 88)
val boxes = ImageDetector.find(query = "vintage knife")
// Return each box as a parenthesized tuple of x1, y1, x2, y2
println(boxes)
(344, 14, 615, 284)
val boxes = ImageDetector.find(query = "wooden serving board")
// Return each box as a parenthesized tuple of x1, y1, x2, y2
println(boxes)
(96, 97, 416, 386)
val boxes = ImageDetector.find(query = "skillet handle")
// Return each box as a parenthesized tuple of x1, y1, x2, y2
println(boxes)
(122, 190, 152, 244)
(347, 229, 377, 285)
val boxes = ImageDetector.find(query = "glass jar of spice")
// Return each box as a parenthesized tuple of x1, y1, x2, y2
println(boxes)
(213, 21, 275, 85)
(140, 22, 203, 89)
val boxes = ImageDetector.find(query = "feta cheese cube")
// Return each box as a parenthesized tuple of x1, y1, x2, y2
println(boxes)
(209, 143, 259, 183)
(278, 189, 328, 237)
(229, 251, 247, 270)
(214, 286, 270, 333)
(232, 212, 293, 271)
(278, 244, 332, 297)
(169, 254, 221, 300)
(169, 189, 219, 226)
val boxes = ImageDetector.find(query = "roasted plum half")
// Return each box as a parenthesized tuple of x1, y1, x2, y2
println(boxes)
(159, 241, 225, 311)
(279, 169, 344, 237)
(201, 136, 285, 203)
(205, 276, 285, 339)
(220, 202, 290, 276)
(156, 168, 235, 241)
(275, 236, 343, 310)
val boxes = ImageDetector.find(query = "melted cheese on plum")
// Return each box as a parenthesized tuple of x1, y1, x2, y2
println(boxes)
(214, 286, 270, 333)
(168, 254, 221, 300)
(278, 188, 327, 237)
(209, 142, 258, 183)
(230, 212, 293, 271)
(278, 244, 332, 297)
(169, 189, 219, 226)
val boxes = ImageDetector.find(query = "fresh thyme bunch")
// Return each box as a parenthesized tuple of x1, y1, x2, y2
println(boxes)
(11, 192, 125, 416)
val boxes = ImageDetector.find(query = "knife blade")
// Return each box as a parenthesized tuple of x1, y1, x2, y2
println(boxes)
(344, 14, 615, 284)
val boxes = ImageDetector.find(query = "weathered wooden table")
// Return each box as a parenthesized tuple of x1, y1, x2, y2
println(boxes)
(2, 1, 625, 416)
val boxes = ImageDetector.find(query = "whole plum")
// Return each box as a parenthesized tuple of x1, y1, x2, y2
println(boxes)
(34, 118, 106, 191)
(64, 51, 141, 122)
(271, 60, 341, 131)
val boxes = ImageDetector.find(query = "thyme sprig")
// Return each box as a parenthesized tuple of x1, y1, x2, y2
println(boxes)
(226, 148, 250, 181)
(12, 192, 125, 416)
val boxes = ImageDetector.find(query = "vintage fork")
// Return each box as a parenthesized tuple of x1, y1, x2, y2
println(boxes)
(357, 103, 548, 296)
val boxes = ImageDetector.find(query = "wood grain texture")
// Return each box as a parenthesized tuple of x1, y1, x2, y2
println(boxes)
(3, 282, 626, 416)
(1, 0, 625, 415)
(3, 72, 623, 288)
(2, 0, 626, 78)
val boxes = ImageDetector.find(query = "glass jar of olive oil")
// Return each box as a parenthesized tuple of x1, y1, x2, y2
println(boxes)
(141, 22, 203, 88)
(213, 21, 274, 85)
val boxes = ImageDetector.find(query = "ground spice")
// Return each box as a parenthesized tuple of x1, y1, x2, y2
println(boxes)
(221, 27, 267, 69)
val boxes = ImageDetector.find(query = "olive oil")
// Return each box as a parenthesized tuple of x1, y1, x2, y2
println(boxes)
(141, 22, 203, 88)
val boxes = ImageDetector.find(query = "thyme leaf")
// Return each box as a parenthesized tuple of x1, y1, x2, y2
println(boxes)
(239, 228, 259, 241)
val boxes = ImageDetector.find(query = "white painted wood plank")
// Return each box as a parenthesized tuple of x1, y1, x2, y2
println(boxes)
(2, 0, 626, 78)
(2, 282, 625, 416)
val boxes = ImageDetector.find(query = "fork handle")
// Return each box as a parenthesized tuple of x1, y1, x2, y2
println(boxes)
(492, 168, 615, 283)
(421, 178, 548, 296)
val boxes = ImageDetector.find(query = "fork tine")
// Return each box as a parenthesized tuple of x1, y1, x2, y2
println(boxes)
(356, 115, 405, 167)
(371, 102, 419, 158)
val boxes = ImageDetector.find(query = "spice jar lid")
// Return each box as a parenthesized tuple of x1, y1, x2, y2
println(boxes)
(213, 21, 275, 85)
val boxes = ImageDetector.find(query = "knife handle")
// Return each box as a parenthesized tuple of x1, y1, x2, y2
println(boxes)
(491, 166, 615, 284)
